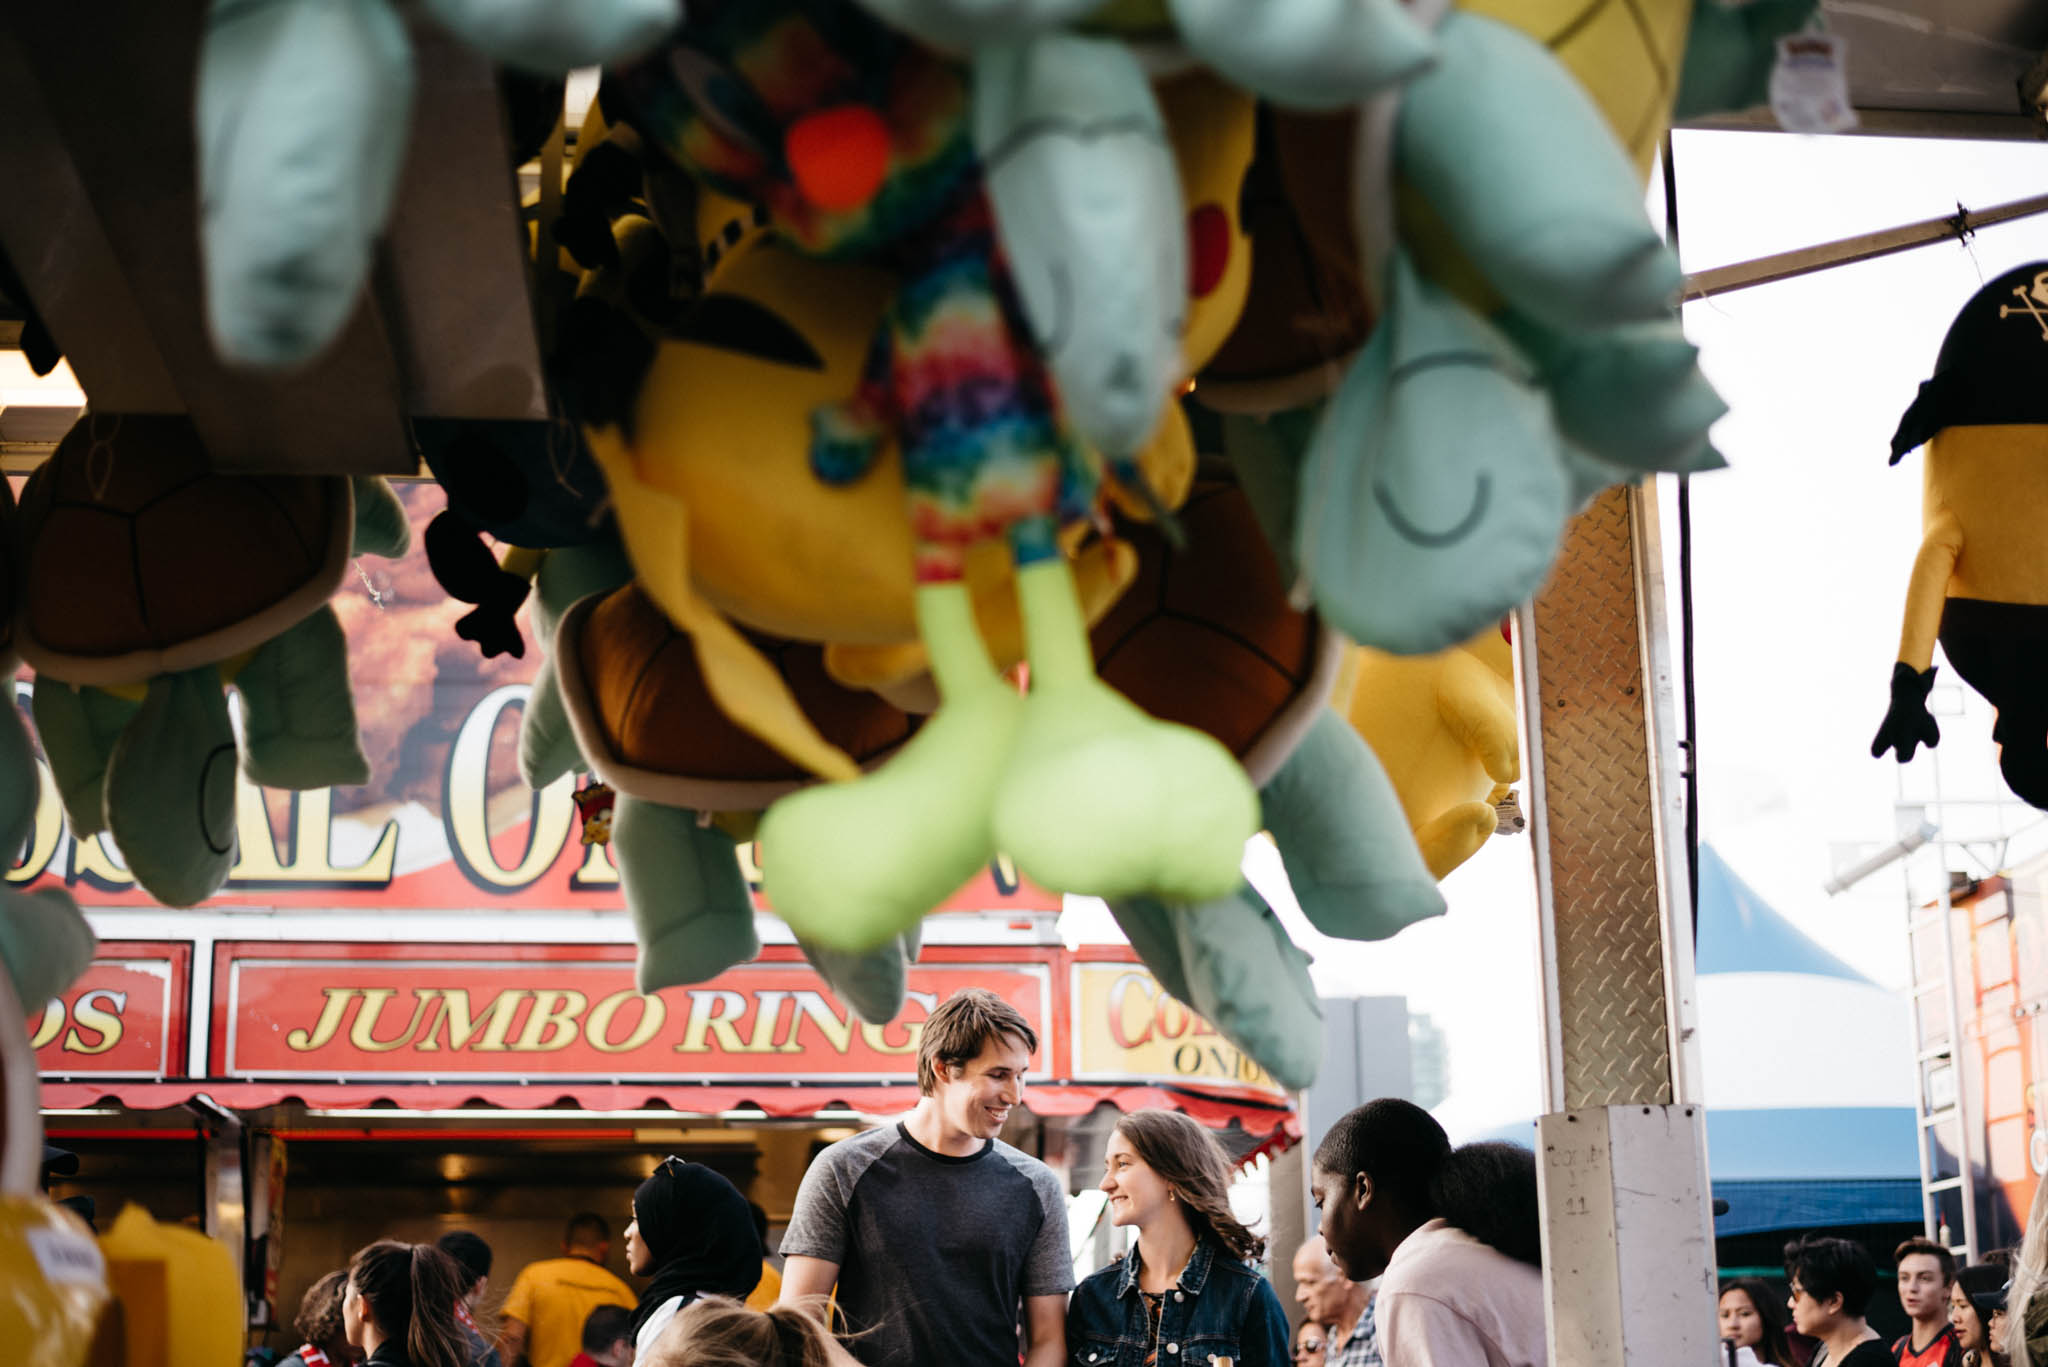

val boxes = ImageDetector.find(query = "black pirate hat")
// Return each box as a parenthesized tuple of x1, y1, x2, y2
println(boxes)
(1891, 261, 2048, 462)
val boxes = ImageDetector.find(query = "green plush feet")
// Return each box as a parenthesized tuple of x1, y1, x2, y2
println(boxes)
(31, 680, 141, 838)
(992, 559, 1256, 901)
(614, 796, 760, 992)
(106, 668, 239, 907)
(761, 585, 1023, 952)
(799, 932, 920, 1025)
(238, 605, 371, 790)
(1109, 888, 1322, 1091)
(1263, 709, 1445, 941)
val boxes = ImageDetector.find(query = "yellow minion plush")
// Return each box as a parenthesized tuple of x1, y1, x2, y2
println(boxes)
(1875, 262, 2048, 807)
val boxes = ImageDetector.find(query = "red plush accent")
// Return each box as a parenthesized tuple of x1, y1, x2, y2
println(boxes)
(1188, 203, 1230, 299)
(786, 105, 893, 213)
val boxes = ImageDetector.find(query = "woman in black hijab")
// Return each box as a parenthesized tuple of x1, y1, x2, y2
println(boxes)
(624, 1156, 764, 1357)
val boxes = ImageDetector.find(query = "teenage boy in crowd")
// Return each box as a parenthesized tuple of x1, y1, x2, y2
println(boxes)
(1892, 1236, 1961, 1367)
(780, 989, 1071, 1366)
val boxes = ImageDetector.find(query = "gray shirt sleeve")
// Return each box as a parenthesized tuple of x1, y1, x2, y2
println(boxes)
(779, 1135, 864, 1265)
(1020, 1159, 1074, 1297)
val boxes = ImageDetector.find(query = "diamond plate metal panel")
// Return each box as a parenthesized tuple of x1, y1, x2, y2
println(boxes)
(1533, 488, 1671, 1109)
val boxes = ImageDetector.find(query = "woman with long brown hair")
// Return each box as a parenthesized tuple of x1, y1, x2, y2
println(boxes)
(342, 1241, 472, 1367)
(1067, 1109, 1290, 1366)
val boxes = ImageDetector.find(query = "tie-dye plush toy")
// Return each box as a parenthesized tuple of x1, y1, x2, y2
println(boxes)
(604, 0, 1257, 952)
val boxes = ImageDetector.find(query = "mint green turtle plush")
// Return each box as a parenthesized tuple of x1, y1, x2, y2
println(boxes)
(18, 415, 407, 908)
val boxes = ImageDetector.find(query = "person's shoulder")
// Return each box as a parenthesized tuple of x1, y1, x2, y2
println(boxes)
(990, 1138, 1062, 1188)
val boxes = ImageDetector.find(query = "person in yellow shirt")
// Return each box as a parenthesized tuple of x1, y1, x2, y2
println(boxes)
(743, 1201, 782, 1312)
(497, 1213, 636, 1367)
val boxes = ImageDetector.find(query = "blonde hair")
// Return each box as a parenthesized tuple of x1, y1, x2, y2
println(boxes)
(2011, 1177, 2048, 1367)
(639, 1297, 860, 1367)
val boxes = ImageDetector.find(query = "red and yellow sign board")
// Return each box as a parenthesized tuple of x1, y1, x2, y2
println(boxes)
(1068, 960, 1285, 1098)
(212, 943, 1054, 1083)
(30, 942, 190, 1079)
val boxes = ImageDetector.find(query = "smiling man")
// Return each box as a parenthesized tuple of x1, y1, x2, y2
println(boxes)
(779, 988, 1071, 1366)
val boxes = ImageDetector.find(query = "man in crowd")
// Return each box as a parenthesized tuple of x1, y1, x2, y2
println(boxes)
(1892, 1236, 1961, 1367)
(497, 1213, 636, 1367)
(439, 1230, 504, 1367)
(567, 1305, 635, 1367)
(1313, 1099, 1545, 1366)
(1293, 1236, 1377, 1366)
(780, 988, 1071, 1365)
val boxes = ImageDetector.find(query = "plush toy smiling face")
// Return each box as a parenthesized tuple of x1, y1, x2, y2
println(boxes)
(610, 0, 976, 258)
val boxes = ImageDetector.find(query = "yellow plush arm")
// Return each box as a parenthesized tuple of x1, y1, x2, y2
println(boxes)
(1434, 648, 1519, 785)
(1896, 509, 1963, 673)
(587, 425, 860, 783)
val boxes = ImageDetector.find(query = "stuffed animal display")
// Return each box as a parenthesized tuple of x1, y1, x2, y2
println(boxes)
(19, 415, 408, 907)
(0, 0, 1774, 1109)
(1874, 262, 2048, 808)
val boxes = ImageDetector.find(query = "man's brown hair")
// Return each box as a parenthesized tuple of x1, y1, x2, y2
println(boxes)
(1894, 1235, 1956, 1284)
(916, 989, 1037, 1094)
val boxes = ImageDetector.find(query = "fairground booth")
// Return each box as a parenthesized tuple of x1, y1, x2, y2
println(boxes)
(27, 517, 1292, 1342)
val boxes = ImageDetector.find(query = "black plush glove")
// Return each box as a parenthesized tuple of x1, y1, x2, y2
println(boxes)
(1871, 662, 1940, 761)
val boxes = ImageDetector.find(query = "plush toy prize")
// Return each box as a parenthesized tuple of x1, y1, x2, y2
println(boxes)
(20, 415, 408, 907)
(1873, 262, 2048, 807)
(603, 2, 1258, 953)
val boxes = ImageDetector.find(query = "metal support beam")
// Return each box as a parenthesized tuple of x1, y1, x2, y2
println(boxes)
(1682, 192, 2048, 301)
(1516, 484, 1715, 1365)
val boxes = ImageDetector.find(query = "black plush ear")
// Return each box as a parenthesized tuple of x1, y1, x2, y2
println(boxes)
(557, 137, 648, 271)
(425, 512, 531, 659)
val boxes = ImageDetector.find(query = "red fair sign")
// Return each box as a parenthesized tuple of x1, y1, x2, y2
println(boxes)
(31, 942, 191, 1079)
(213, 943, 1055, 1083)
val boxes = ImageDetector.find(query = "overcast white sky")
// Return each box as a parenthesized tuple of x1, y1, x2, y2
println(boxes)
(1071, 126, 2048, 1140)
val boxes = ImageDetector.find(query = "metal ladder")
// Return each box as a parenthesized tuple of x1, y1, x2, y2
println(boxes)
(1904, 823, 1978, 1263)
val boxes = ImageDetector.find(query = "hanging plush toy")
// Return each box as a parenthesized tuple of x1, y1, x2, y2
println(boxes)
(1266, 0, 1725, 657)
(1344, 626, 1520, 880)
(850, 0, 1437, 110)
(94, 1206, 242, 1367)
(195, 0, 680, 368)
(1093, 467, 1445, 1089)
(19, 415, 409, 907)
(1873, 262, 2048, 808)
(602, 3, 1257, 952)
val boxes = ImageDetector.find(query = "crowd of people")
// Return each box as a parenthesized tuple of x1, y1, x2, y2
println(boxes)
(267, 987, 2019, 1366)
(1716, 1232, 2042, 1367)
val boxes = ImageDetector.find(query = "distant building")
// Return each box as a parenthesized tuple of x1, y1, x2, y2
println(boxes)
(1409, 1013, 1449, 1110)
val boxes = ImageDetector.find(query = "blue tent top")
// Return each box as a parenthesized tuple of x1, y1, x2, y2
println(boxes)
(1463, 847, 1921, 1237)
(1695, 844, 1871, 983)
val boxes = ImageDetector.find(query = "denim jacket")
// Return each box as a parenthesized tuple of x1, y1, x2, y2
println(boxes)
(1065, 1235, 1291, 1367)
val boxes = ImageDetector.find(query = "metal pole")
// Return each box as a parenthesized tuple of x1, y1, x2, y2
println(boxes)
(1681, 192, 2048, 302)
(1516, 481, 1717, 1365)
